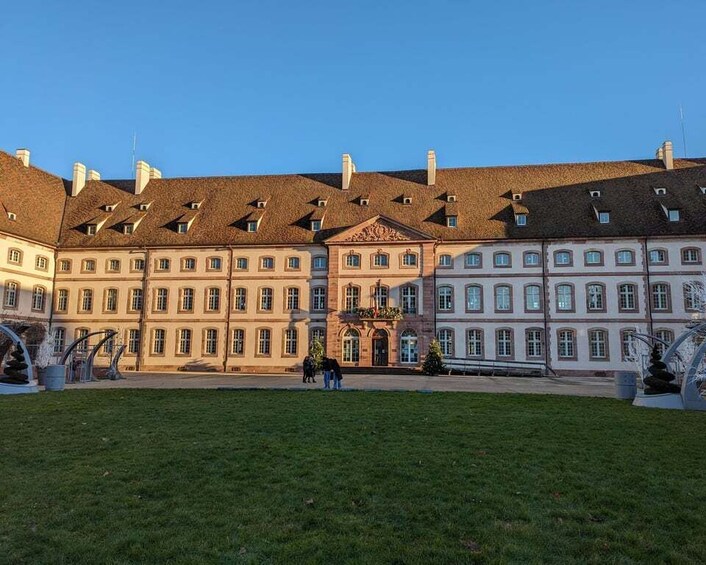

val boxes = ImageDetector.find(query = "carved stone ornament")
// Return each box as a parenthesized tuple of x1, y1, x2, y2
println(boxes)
(345, 222, 411, 242)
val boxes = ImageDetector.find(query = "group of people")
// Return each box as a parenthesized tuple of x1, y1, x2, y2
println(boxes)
(302, 355, 343, 390)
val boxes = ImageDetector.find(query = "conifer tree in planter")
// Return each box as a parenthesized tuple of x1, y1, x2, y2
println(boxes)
(309, 337, 325, 372)
(422, 339, 445, 376)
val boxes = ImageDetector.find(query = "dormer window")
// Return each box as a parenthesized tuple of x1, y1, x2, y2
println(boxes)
(123, 223, 134, 235)
(515, 213, 527, 226)
(667, 208, 680, 222)
(654, 187, 667, 196)
(177, 222, 189, 234)
(317, 198, 328, 207)
(512, 192, 522, 201)
(447, 194, 457, 203)
(699, 186, 706, 195)
(189, 201, 202, 210)
(256, 198, 268, 209)
(138, 202, 151, 211)
(360, 196, 370, 206)
(403, 196, 412, 205)
(7, 212, 16, 221)
(598, 211, 610, 224)
(311, 220, 322, 232)
(86, 224, 97, 235)
(446, 215, 458, 228)
(104, 204, 118, 212)
(247, 221, 258, 233)
(589, 190, 601, 198)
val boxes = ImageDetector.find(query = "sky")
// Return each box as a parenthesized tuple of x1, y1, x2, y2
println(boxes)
(1, 0, 705, 179)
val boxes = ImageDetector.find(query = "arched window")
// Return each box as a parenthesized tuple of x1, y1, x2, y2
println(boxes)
(524, 285, 541, 311)
(523, 251, 540, 267)
(495, 285, 512, 311)
(588, 329, 608, 360)
(257, 329, 272, 356)
(7, 248, 22, 265)
(344, 286, 360, 312)
(651, 283, 671, 311)
(615, 249, 634, 265)
(178, 328, 192, 355)
(206, 288, 220, 311)
(554, 250, 572, 266)
(493, 252, 511, 267)
(466, 285, 483, 312)
(4, 281, 19, 308)
(373, 252, 389, 268)
(438, 254, 453, 267)
(400, 330, 419, 363)
(584, 250, 603, 266)
(586, 283, 605, 312)
(437, 329, 454, 357)
(557, 329, 576, 359)
(401, 252, 418, 267)
(342, 329, 360, 363)
(345, 252, 361, 268)
(372, 285, 388, 308)
(618, 283, 637, 311)
(466, 329, 483, 357)
(437, 286, 453, 311)
(233, 288, 247, 311)
(31, 286, 46, 311)
(556, 284, 573, 311)
(283, 328, 298, 356)
(259, 288, 273, 311)
(401, 285, 417, 314)
(203, 328, 219, 355)
(683, 281, 703, 311)
(180, 288, 194, 312)
(80, 289, 93, 313)
(285, 287, 300, 311)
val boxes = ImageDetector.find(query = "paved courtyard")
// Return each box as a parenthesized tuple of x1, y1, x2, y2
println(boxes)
(65, 371, 617, 398)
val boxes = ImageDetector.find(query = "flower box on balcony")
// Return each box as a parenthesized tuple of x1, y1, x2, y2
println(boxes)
(355, 307, 404, 321)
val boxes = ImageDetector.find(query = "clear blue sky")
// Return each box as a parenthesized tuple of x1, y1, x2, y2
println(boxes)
(1, 0, 704, 179)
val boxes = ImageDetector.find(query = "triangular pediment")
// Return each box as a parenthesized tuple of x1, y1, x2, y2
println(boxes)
(326, 215, 434, 244)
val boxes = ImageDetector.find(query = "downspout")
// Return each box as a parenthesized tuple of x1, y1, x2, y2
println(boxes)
(642, 237, 654, 335)
(136, 247, 150, 371)
(541, 240, 551, 373)
(223, 246, 234, 372)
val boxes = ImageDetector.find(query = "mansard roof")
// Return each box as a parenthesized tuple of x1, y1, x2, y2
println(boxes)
(2, 149, 706, 248)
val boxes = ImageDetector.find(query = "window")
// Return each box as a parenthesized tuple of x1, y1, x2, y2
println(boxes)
(437, 286, 453, 312)
(681, 248, 701, 264)
(400, 330, 419, 363)
(155, 288, 169, 312)
(648, 249, 667, 265)
(156, 258, 170, 271)
(496, 329, 512, 357)
(588, 329, 608, 360)
(105, 288, 118, 312)
(261, 257, 274, 270)
(80, 289, 93, 312)
(8, 249, 22, 265)
(403, 196, 412, 205)
(313, 256, 327, 270)
(35, 256, 48, 271)
(402, 252, 418, 267)
(182, 258, 196, 271)
(586, 283, 605, 312)
(286, 287, 300, 311)
(618, 283, 637, 311)
(152, 329, 166, 355)
(181, 288, 194, 311)
(437, 329, 454, 357)
(554, 251, 572, 266)
(495, 285, 512, 312)
(31, 286, 45, 311)
(524, 285, 542, 311)
(204, 329, 218, 355)
(128, 329, 140, 355)
(372, 285, 388, 308)
(207, 257, 223, 270)
(235, 257, 248, 270)
(259, 288, 273, 311)
(312, 287, 326, 311)
(58, 259, 72, 272)
(598, 211, 610, 224)
(206, 288, 221, 311)
(53, 328, 66, 354)
(233, 288, 247, 311)
(123, 224, 134, 235)
(130, 288, 143, 312)
(667, 209, 680, 222)
(56, 289, 68, 312)
(684, 281, 703, 311)
(247, 221, 258, 233)
(75, 328, 89, 353)
(654, 329, 674, 357)
(177, 223, 189, 234)
(556, 284, 573, 311)
(107, 259, 121, 272)
(616, 250, 634, 265)
(86, 224, 97, 235)
(401, 285, 417, 314)
(467, 329, 483, 357)
(310, 328, 326, 348)
(344, 286, 360, 312)
(257, 328, 271, 356)
(446, 216, 458, 228)
(524, 252, 540, 267)
(466, 285, 483, 312)
(585, 250, 603, 265)
(651, 283, 670, 311)
(345, 253, 360, 268)
(373, 253, 389, 268)
(526, 329, 543, 358)
(515, 214, 527, 226)
(438, 254, 453, 267)
(310, 220, 322, 232)
(82, 259, 96, 272)
(342, 329, 360, 363)
(465, 252, 482, 268)
(494, 252, 511, 267)
(283, 328, 298, 356)
(178, 329, 192, 355)
(132, 258, 145, 272)
(620, 328, 636, 361)
(231, 329, 245, 356)
(557, 329, 576, 359)
(287, 257, 301, 270)
(360, 197, 370, 206)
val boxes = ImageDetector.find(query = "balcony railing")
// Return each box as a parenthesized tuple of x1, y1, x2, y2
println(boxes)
(355, 306, 404, 321)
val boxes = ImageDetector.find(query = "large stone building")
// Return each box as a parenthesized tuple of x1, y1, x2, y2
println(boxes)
(1, 142, 705, 375)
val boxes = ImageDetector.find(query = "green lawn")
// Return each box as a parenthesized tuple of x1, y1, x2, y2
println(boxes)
(1, 390, 705, 564)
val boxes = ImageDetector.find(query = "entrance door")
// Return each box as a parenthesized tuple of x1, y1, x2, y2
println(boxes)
(372, 330, 388, 366)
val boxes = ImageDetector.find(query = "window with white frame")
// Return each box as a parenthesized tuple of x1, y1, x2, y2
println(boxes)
(524, 252, 540, 267)
(342, 329, 360, 362)
(589, 329, 608, 359)
(204, 329, 218, 355)
(259, 288, 273, 311)
(206, 288, 220, 311)
(495, 285, 511, 311)
(31, 286, 45, 311)
(466, 285, 482, 312)
(400, 330, 419, 363)
(152, 328, 166, 355)
(35, 256, 48, 271)
(156, 258, 170, 271)
(53, 327, 66, 354)
(651, 283, 670, 311)
(618, 284, 637, 311)
(526, 329, 543, 358)
(286, 287, 300, 311)
(648, 249, 666, 264)
(235, 257, 248, 270)
(465, 252, 481, 268)
(345, 253, 360, 268)
(107, 259, 120, 272)
(344, 286, 360, 312)
(373, 253, 389, 268)
(313, 256, 327, 270)
(524, 285, 541, 311)
(233, 288, 247, 311)
(128, 329, 140, 354)
(402, 252, 418, 267)
(373, 286, 388, 308)
(681, 248, 701, 264)
(130, 288, 143, 311)
(554, 251, 572, 266)
(56, 289, 68, 312)
(8, 249, 22, 264)
(105, 288, 118, 312)
(182, 258, 196, 271)
(287, 257, 300, 270)
(467, 329, 483, 357)
(231, 329, 245, 355)
(155, 288, 168, 312)
(620, 328, 636, 361)
(80, 289, 93, 312)
(4, 282, 18, 308)
(556, 284, 573, 311)
(437, 286, 453, 311)
(261, 257, 274, 270)
(684, 281, 703, 311)
(438, 254, 452, 267)
(496, 329, 512, 357)
(437, 329, 454, 356)
(312, 287, 326, 311)
(586, 283, 605, 311)
(181, 288, 194, 311)
(401, 285, 417, 314)
(132, 258, 145, 271)
(616, 250, 634, 265)
(585, 250, 603, 265)
(654, 329, 674, 356)
(557, 329, 576, 358)
(178, 329, 192, 355)
(284, 328, 298, 356)
(58, 259, 72, 272)
(83, 259, 96, 272)
(494, 252, 511, 267)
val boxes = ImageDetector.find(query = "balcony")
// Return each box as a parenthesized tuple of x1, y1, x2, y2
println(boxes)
(355, 306, 404, 321)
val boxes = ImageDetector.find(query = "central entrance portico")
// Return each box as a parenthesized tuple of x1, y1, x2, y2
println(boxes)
(372, 329, 389, 366)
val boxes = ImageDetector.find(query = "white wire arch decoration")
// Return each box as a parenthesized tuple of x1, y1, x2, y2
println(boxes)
(627, 332, 687, 386)
(60, 330, 118, 383)
(0, 324, 35, 385)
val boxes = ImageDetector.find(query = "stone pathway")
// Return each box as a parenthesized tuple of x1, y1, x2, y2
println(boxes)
(65, 371, 617, 398)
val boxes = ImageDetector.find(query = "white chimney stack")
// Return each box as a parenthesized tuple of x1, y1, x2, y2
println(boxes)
(71, 162, 86, 197)
(656, 141, 673, 170)
(135, 160, 151, 194)
(15, 149, 30, 167)
(149, 167, 162, 179)
(88, 169, 101, 181)
(427, 150, 436, 186)
(342, 154, 355, 190)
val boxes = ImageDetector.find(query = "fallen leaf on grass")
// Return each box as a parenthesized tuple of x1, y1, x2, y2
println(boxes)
(460, 538, 481, 553)
(551, 492, 562, 499)
(239, 547, 247, 555)
(304, 498, 314, 506)
(102, 471, 110, 477)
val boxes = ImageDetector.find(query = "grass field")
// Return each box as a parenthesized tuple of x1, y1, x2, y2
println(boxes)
(1, 390, 705, 564)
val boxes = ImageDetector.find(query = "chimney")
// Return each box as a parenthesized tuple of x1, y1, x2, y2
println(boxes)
(342, 154, 355, 190)
(71, 162, 86, 196)
(656, 141, 673, 170)
(149, 167, 162, 179)
(427, 150, 436, 185)
(15, 149, 30, 167)
(88, 169, 101, 181)
(135, 160, 150, 194)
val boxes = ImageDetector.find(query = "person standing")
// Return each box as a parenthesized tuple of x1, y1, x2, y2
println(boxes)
(302, 355, 314, 383)
(322, 356, 332, 389)
(331, 357, 343, 390)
